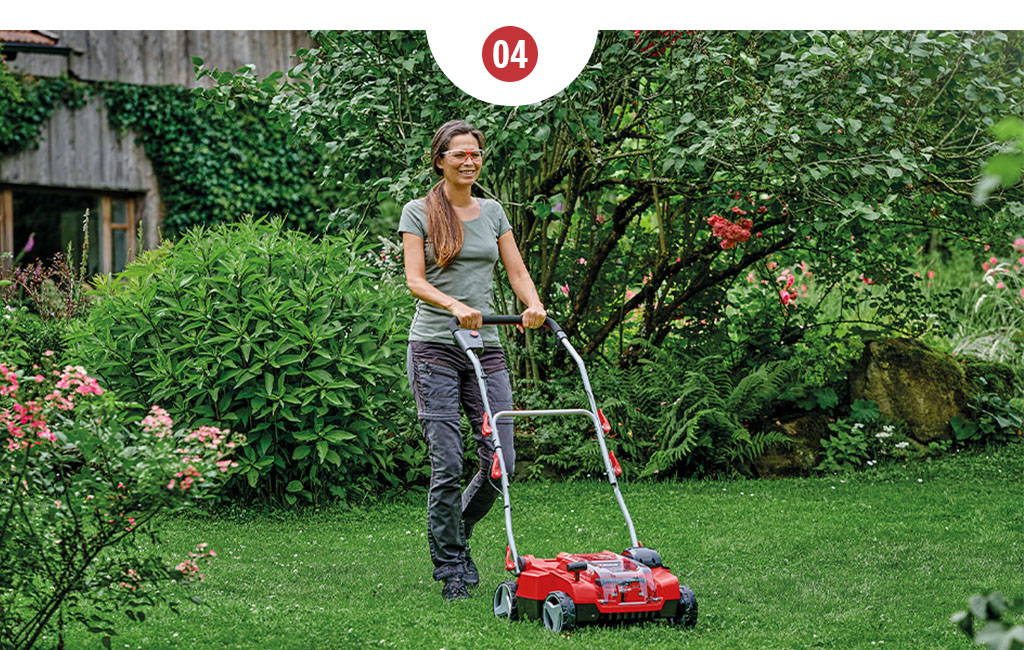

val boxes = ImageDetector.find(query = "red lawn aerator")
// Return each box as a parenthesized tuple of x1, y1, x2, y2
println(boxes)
(449, 315, 698, 633)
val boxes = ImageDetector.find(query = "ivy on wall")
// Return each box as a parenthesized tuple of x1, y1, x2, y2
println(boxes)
(0, 69, 329, 237)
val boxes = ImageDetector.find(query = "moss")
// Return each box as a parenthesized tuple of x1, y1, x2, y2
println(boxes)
(959, 356, 1019, 399)
(848, 338, 970, 443)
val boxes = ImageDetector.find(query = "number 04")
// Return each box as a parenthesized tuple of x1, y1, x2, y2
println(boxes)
(492, 39, 528, 69)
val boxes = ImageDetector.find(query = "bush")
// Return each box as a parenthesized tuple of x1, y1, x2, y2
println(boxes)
(69, 217, 418, 504)
(0, 307, 70, 368)
(0, 359, 238, 650)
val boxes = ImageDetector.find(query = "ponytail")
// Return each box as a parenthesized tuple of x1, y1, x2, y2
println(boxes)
(425, 180, 464, 268)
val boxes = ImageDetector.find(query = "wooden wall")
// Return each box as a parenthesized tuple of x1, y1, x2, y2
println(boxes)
(8, 30, 314, 87)
(0, 96, 161, 248)
(1, 31, 315, 250)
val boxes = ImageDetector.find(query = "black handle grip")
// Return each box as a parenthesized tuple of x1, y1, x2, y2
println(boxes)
(447, 315, 564, 336)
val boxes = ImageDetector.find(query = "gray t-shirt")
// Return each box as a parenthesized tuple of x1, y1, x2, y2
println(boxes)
(398, 197, 512, 345)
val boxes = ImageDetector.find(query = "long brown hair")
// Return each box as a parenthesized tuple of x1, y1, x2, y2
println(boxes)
(426, 120, 484, 267)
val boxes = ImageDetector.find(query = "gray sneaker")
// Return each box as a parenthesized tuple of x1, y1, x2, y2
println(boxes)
(441, 576, 472, 601)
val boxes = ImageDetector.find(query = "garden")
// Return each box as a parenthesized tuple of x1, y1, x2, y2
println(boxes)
(2, 30, 1023, 649)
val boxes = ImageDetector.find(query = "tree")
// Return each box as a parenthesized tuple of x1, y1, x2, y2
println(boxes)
(197, 30, 1024, 375)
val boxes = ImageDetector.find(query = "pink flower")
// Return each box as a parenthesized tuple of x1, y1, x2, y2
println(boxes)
(982, 262, 990, 271)
(578, 258, 586, 265)
(746, 272, 756, 283)
(560, 284, 569, 296)
(996, 282, 1006, 289)
(707, 214, 752, 249)
(595, 214, 607, 224)
(1014, 237, 1024, 252)
(142, 406, 173, 437)
(766, 261, 778, 271)
(989, 256, 999, 265)
(927, 270, 935, 279)
(860, 274, 876, 285)
(984, 244, 990, 251)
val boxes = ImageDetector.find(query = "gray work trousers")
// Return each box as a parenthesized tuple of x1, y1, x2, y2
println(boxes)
(407, 342, 515, 581)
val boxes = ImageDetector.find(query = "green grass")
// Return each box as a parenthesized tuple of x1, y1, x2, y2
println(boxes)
(58, 444, 1023, 650)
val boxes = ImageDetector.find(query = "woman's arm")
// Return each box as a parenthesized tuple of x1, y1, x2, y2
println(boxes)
(497, 230, 547, 328)
(402, 232, 482, 329)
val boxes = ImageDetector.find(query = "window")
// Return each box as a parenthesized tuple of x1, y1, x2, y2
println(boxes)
(0, 187, 139, 274)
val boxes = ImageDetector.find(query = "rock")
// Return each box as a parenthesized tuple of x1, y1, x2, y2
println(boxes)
(754, 413, 830, 478)
(848, 338, 969, 443)
(960, 356, 1019, 400)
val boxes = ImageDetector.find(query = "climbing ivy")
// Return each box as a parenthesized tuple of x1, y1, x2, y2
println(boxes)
(0, 67, 329, 237)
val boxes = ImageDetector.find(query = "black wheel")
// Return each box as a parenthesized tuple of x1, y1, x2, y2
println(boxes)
(541, 591, 576, 633)
(668, 585, 698, 628)
(492, 581, 518, 620)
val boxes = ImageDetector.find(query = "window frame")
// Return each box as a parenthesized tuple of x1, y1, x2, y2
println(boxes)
(0, 185, 140, 273)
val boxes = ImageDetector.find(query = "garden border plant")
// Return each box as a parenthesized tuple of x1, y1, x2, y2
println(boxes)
(0, 356, 239, 650)
(69, 216, 422, 505)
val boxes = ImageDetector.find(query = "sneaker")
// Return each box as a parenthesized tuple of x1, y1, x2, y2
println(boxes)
(441, 576, 472, 601)
(463, 548, 479, 587)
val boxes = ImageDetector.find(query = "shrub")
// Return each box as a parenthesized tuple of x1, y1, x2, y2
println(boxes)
(0, 359, 238, 650)
(69, 217, 418, 504)
(0, 307, 70, 368)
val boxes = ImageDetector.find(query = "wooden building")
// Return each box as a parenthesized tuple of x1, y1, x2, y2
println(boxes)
(0, 30, 312, 274)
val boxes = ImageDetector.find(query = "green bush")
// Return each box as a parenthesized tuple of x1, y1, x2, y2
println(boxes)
(0, 308, 69, 367)
(69, 217, 418, 504)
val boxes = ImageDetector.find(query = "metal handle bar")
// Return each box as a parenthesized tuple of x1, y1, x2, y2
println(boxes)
(447, 315, 565, 337)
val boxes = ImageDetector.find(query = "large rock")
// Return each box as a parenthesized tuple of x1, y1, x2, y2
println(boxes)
(754, 413, 830, 478)
(848, 338, 969, 443)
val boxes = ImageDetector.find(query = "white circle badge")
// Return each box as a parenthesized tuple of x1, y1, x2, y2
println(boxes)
(427, 24, 598, 107)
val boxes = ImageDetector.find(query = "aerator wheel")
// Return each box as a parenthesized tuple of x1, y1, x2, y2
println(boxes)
(541, 591, 576, 633)
(492, 581, 518, 620)
(668, 585, 698, 628)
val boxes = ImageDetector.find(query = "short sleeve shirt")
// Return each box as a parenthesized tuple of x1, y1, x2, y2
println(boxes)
(398, 197, 512, 345)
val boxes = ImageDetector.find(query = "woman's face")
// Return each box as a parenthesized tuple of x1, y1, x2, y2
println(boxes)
(436, 133, 483, 189)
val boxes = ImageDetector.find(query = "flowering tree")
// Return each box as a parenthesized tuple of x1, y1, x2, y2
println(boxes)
(0, 355, 240, 650)
(198, 30, 1024, 372)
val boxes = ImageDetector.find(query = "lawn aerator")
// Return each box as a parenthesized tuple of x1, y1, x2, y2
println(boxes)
(448, 315, 698, 633)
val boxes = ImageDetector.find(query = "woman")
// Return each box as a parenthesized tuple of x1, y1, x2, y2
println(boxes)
(399, 120, 546, 601)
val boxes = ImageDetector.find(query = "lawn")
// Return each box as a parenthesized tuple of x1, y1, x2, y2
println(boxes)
(60, 444, 1023, 650)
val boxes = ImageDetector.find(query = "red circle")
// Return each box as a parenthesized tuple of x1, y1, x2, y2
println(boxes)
(482, 26, 538, 83)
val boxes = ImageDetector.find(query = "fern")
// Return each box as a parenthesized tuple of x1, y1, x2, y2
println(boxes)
(642, 358, 798, 478)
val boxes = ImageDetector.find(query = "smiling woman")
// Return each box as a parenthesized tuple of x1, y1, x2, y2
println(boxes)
(398, 119, 546, 601)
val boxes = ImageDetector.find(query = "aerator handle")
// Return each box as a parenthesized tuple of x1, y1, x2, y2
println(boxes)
(447, 315, 565, 337)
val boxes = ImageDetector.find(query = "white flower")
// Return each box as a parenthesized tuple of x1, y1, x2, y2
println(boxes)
(895, 441, 910, 449)
(876, 431, 893, 438)
(852, 423, 865, 430)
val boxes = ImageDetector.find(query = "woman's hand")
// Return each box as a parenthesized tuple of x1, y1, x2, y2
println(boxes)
(521, 304, 547, 329)
(450, 301, 483, 329)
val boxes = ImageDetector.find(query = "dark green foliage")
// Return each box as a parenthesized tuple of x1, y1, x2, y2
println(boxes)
(0, 309, 69, 367)
(952, 394, 1024, 444)
(815, 425, 871, 472)
(0, 73, 329, 237)
(0, 71, 89, 156)
(196, 30, 1024, 379)
(951, 591, 1024, 650)
(68, 217, 419, 504)
(642, 357, 796, 477)
(101, 84, 331, 236)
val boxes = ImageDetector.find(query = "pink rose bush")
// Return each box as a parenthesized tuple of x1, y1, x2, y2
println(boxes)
(0, 353, 242, 649)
